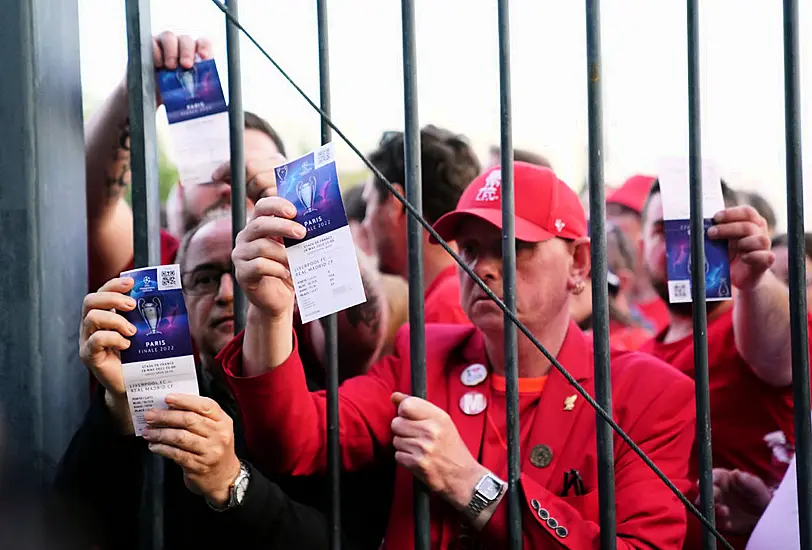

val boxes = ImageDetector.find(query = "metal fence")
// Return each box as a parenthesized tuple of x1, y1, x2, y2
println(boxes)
(121, 1, 811, 549)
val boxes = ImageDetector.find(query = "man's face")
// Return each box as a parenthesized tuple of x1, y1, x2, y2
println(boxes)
(181, 128, 280, 232)
(361, 177, 405, 276)
(641, 192, 668, 297)
(182, 218, 235, 362)
(455, 217, 576, 334)
(771, 245, 812, 312)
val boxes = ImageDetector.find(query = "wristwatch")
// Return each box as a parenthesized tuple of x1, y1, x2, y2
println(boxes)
(207, 460, 251, 512)
(464, 472, 505, 522)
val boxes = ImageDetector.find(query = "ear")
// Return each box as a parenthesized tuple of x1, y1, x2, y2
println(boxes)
(616, 267, 635, 294)
(567, 237, 592, 292)
(387, 183, 407, 222)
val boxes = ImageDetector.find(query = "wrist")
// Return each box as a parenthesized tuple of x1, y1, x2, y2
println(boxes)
(448, 462, 490, 512)
(104, 390, 134, 435)
(205, 456, 243, 509)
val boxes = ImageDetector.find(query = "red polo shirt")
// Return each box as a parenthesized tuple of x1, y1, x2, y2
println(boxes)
(423, 265, 469, 325)
(636, 296, 671, 333)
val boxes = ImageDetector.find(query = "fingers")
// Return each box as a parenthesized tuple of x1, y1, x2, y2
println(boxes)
(233, 237, 288, 266)
(738, 250, 775, 268)
(82, 309, 137, 341)
(83, 329, 132, 357)
(391, 416, 435, 439)
(211, 161, 231, 183)
(165, 394, 224, 420)
(250, 196, 299, 222)
(713, 205, 765, 226)
(148, 442, 199, 467)
(157, 31, 180, 69)
(239, 213, 305, 243)
(82, 290, 136, 320)
(733, 234, 772, 254)
(708, 221, 766, 242)
(392, 394, 441, 421)
(236, 257, 293, 285)
(143, 427, 208, 456)
(177, 34, 197, 69)
(97, 276, 136, 295)
(144, 407, 220, 436)
(196, 37, 214, 60)
(391, 392, 410, 407)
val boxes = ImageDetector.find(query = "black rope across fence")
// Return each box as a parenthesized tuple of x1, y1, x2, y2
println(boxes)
(208, 1, 734, 547)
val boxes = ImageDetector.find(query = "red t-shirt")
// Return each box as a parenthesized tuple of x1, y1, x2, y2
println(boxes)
(641, 308, 799, 547)
(636, 296, 671, 333)
(608, 321, 652, 352)
(423, 265, 470, 325)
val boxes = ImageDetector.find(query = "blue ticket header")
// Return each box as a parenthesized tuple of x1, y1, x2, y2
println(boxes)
(157, 59, 228, 124)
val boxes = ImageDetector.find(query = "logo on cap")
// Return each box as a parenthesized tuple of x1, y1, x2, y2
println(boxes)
(555, 219, 566, 232)
(475, 170, 501, 202)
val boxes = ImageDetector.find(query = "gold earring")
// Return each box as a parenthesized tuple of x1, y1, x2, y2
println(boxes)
(572, 281, 586, 295)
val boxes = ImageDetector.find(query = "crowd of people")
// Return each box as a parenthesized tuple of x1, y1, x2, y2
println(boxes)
(45, 31, 812, 549)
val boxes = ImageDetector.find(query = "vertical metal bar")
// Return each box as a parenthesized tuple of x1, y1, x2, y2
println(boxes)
(400, 0, 429, 547)
(496, 0, 520, 546)
(686, 2, 716, 549)
(316, 1, 341, 548)
(585, 1, 616, 547)
(225, 0, 247, 334)
(782, 2, 812, 548)
(125, 1, 163, 549)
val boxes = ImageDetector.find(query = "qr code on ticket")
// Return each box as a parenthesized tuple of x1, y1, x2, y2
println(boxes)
(158, 265, 182, 291)
(668, 280, 691, 303)
(314, 143, 334, 169)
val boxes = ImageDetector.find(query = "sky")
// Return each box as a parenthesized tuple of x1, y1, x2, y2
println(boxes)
(78, 0, 812, 232)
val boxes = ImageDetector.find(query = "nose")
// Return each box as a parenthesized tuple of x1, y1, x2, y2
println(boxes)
(470, 252, 501, 283)
(216, 183, 232, 203)
(216, 272, 234, 304)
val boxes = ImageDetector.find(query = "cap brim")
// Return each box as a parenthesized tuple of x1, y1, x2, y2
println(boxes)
(430, 208, 554, 244)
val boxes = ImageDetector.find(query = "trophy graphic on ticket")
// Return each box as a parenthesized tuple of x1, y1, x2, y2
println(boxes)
(138, 297, 163, 336)
(296, 175, 318, 215)
(177, 67, 198, 99)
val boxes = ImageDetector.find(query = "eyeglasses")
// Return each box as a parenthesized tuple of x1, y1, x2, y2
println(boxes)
(182, 265, 233, 296)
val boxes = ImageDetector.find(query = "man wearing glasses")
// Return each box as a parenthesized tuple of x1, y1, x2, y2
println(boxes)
(56, 209, 392, 550)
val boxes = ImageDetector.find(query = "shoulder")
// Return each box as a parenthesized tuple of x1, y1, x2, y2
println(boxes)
(611, 349, 694, 399)
(392, 323, 480, 365)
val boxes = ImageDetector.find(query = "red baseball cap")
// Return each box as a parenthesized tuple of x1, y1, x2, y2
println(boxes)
(431, 162, 587, 243)
(606, 174, 656, 214)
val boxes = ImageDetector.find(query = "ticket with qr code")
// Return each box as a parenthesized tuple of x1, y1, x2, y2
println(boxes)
(274, 143, 367, 323)
(157, 58, 230, 186)
(658, 158, 731, 304)
(118, 264, 199, 436)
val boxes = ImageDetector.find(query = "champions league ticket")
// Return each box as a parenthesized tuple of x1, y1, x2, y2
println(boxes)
(157, 58, 230, 186)
(119, 264, 199, 436)
(658, 158, 731, 304)
(275, 143, 367, 323)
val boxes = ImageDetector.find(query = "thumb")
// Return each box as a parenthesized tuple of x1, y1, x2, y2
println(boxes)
(391, 392, 410, 408)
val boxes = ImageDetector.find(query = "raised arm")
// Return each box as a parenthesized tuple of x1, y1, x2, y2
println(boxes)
(85, 32, 212, 289)
(226, 196, 400, 474)
(709, 206, 794, 387)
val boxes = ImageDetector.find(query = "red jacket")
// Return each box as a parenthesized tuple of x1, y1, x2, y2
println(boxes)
(219, 322, 696, 549)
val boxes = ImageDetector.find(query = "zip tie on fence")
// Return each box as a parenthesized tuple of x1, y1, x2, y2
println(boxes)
(209, 2, 733, 547)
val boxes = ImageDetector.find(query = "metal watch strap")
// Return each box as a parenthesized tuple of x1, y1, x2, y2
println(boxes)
(465, 491, 490, 521)
(207, 461, 250, 512)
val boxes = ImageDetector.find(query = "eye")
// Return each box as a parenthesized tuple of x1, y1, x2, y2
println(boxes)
(193, 270, 219, 287)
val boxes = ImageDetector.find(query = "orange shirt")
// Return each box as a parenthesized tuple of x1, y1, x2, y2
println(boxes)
(423, 265, 469, 325)
(481, 375, 548, 478)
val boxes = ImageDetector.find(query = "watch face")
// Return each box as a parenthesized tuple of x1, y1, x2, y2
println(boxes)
(234, 476, 249, 504)
(478, 476, 502, 500)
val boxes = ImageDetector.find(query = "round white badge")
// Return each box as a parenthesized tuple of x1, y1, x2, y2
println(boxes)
(459, 391, 488, 416)
(461, 363, 488, 387)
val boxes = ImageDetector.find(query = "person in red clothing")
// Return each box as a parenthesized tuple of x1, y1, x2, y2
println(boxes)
(211, 162, 697, 549)
(638, 179, 807, 549)
(570, 222, 652, 351)
(607, 174, 671, 332)
(85, 31, 285, 290)
(362, 127, 480, 325)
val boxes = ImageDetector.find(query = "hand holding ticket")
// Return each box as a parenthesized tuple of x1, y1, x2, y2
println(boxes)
(658, 158, 732, 304)
(118, 264, 199, 436)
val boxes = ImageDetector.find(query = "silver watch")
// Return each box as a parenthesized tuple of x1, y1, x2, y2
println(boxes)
(207, 460, 251, 512)
(464, 472, 505, 522)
